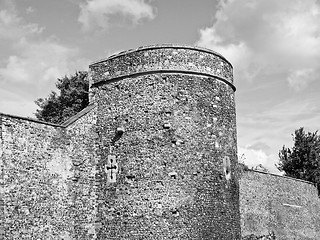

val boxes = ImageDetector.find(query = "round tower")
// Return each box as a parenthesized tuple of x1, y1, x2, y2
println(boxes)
(89, 45, 240, 239)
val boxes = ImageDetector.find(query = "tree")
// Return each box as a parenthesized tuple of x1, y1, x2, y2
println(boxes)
(278, 127, 320, 194)
(35, 71, 89, 124)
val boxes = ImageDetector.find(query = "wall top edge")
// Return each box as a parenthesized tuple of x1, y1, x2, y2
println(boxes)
(247, 169, 316, 185)
(0, 103, 96, 129)
(0, 112, 63, 127)
(62, 103, 96, 127)
(89, 44, 233, 68)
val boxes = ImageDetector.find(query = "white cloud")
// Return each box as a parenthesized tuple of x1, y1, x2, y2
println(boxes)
(0, 38, 88, 107)
(0, 2, 88, 117)
(0, 39, 80, 85)
(0, 5, 43, 40)
(238, 146, 280, 174)
(0, 95, 38, 117)
(197, 0, 320, 89)
(26, 6, 35, 14)
(287, 68, 317, 91)
(78, 0, 156, 31)
(199, 0, 320, 174)
(239, 97, 319, 129)
(237, 96, 320, 175)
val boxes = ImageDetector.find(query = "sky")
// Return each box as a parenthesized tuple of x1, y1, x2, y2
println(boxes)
(1, 0, 320, 174)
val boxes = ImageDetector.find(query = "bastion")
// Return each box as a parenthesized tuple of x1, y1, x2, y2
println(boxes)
(2, 44, 320, 240)
(89, 45, 240, 239)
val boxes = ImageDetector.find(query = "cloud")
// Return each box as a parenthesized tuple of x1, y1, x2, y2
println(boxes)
(0, 39, 79, 85)
(197, 0, 320, 88)
(198, 0, 320, 174)
(0, 38, 88, 103)
(0, 88, 38, 117)
(243, 96, 320, 129)
(0, 2, 88, 117)
(0, 2, 43, 40)
(26, 7, 35, 14)
(238, 146, 280, 174)
(78, 0, 156, 31)
(287, 68, 318, 91)
(237, 96, 320, 175)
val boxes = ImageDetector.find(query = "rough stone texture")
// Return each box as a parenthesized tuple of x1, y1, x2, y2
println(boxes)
(63, 104, 98, 239)
(0, 114, 71, 239)
(90, 45, 240, 239)
(90, 45, 234, 85)
(1, 104, 98, 240)
(240, 170, 320, 240)
(2, 44, 320, 240)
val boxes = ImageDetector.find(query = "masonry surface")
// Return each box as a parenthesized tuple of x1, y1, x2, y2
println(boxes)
(1, 44, 320, 240)
(240, 170, 320, 240)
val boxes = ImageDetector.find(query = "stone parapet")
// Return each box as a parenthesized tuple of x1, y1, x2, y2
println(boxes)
(90, 44, 234, 90)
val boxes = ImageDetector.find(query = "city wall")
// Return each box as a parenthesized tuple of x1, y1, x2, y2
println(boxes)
(1, 104, 98, 240)
(240, 170, 320, 240)
(2, 112, 320, 239)
(1, 44, 320, 239)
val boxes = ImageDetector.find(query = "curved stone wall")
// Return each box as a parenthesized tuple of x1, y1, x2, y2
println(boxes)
(90, 45, 234, 89)
(90, 45, 240, 239)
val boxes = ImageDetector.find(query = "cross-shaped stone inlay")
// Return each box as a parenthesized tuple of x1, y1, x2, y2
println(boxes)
(105, 155, 118, 183)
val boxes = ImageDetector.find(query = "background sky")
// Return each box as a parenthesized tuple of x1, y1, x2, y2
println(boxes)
(1, 0, 320, 173)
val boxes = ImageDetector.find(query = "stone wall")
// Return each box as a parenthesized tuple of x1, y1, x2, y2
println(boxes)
(90, 45, 241, 239)
(90, 45, 234, 85)
(4, 44, 320, 240)
(1, 114, 71, 239)
(1, 104, 98, 240)
(63, 104, 99, 239)
(240, 170, 320, 240)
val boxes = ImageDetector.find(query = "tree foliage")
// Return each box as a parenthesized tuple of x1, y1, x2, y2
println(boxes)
(278, 127, 320, 194)
(35, 71, 89, 124)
